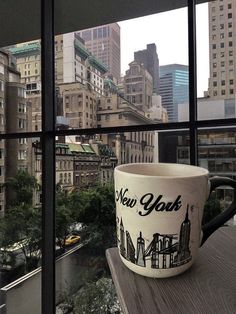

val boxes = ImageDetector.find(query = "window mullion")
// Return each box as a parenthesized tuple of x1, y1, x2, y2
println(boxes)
(188, 0, 198, 165)
(41, 0, 56, 313)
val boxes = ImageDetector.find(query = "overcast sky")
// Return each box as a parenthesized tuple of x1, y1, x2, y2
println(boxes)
(118, 3, 209, 97)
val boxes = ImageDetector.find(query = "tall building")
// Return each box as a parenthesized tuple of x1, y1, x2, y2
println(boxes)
(159, 64, 189, 122)
(134, 43, 160, 94)
(77, 23, 121, 82)
(0, 50, 31, 213)
(124, 61, 153, 111)
(208, 0, 236, 99)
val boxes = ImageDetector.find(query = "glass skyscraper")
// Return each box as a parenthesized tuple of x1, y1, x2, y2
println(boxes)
(159, 64, 189, 122)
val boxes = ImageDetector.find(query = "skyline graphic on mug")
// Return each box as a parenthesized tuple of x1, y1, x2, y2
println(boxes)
(117, 205, 192, 269)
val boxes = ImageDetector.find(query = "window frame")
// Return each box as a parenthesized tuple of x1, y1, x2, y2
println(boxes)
(1, 0, 236, 313)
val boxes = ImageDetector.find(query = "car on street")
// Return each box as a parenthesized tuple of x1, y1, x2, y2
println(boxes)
(64, 234, 81, 246)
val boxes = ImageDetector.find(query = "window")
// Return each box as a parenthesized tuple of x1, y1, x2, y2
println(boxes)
(220, 33, 224, 39)
(228, 22, 232, 28)
(228, 4, 232, 9)
(2, 1, 236, 312)
(229, 41, 233, 47)
(213, 81, 217, 87)
(220, 24, 224, 29)
(229, 79, 234, 85)
(221, 80, 225, 86)
(221, 90, 225, 95)
(228, 13, 232, 19)
(0, 64, 4, 74)
(0, 80, 4, 91)
(220, 42, 224, 48)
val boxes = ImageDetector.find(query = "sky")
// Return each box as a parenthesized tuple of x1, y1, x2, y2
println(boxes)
(118, 3, 209, 97)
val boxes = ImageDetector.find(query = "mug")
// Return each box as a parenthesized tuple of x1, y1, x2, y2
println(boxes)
(114, 163, 236, 278)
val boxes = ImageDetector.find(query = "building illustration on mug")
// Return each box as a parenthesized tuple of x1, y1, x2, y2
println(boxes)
(117, 205, 192, 269)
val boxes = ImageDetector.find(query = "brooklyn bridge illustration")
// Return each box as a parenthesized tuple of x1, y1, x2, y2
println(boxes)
(117, 205, 192, 269)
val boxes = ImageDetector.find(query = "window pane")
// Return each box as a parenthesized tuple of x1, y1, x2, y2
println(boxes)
(55, 6, 188, 129)
(197, 1, 236, 121)
(0, 138, 42, 313)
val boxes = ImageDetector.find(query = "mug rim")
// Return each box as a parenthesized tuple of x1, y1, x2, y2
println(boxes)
(115, 162, 209, 178)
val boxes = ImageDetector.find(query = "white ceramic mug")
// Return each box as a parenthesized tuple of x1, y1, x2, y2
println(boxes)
(114, 163, 236, 278)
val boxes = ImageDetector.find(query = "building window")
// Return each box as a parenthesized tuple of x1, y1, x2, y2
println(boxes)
(229, 41, 233, 47)
(213, 72, 217, 78)
(230, 89, 234, 95)
(221, 61, 225, 67)
(212, 44, 216, 49)
(220, 33, 224, 39)
(229, 51, 233, 56)
(228, 22, 232, 28)
(228, 3, 232, 9)
(228, 32, 232, 37)
(221, 80, 225, 86)
(219, 5, 223, 10)
(213, 81, 217, 87)
(220, 52, 224, 58)
(229, 60, 233, 66)
(220, 42, 224, 48)
(0, 64, 4, 74)
(221, 90, 225, 95)
(229, 79, 234, 85)
(0, 80, 4, 91)
(220, 24, 224, 29)
(228, 13, 232, 18)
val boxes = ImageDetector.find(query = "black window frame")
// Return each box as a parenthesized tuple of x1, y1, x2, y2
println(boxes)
(1, 0, 236, 313)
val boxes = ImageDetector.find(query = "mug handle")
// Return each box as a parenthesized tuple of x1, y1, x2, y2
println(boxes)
(201, 176, 236, 246)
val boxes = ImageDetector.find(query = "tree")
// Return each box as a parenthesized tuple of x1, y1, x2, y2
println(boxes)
(55, 184, 74, 249)
(4, 170, 39, 206)
(72, 278, 121, 314)
(1, 171, 41, 272)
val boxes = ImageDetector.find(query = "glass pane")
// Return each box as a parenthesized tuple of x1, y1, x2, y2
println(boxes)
(196, 1, 236, 121)
(198, 128, 236, 226)
(0, 137, 42, 312)
(54, 128, 191, 310)
(55, 6, 188, 130)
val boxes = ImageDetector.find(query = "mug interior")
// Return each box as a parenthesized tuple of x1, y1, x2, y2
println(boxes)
(115, 163, 209, 178)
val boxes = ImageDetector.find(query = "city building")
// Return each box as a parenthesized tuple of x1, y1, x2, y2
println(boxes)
(178, 96, 236, 121)
(134, 43, 160, 94)
(58, 82, 97, 130)
(90, 141, 118, 186)
(159, 64, 189, 122)
(9, 41, 41, 94)
(208, 0, 236, 99)
(68, 143, 101, 190)
(124, 61, 153, 111)
(97, 79, 155, 165)
(77, 23, 121, 82)
(0, 50, 31, 213)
